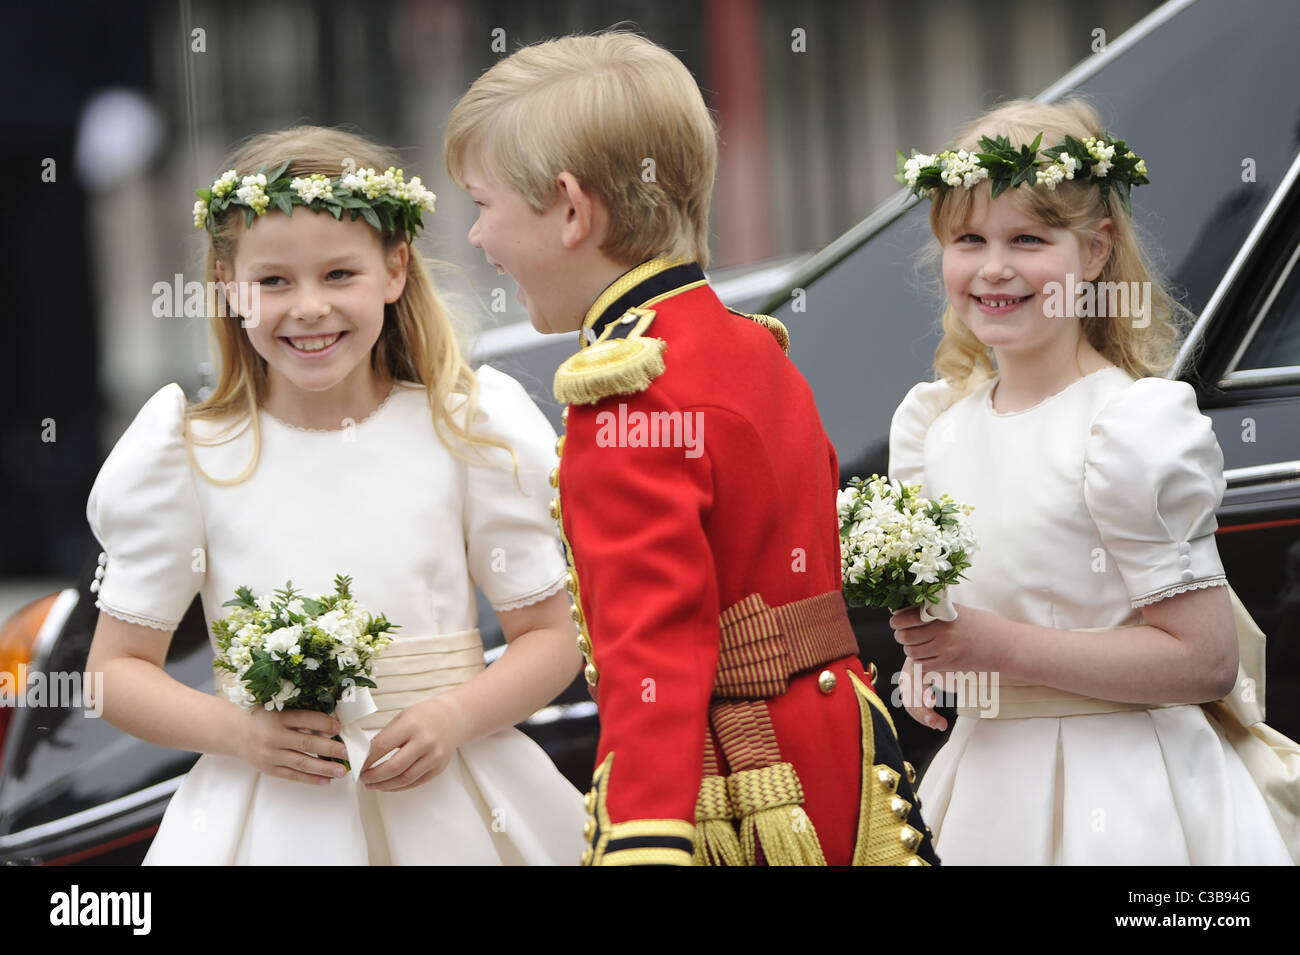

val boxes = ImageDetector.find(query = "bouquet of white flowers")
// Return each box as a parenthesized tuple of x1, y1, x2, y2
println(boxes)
(212, 574, 398, 774)
(838, 474, 976, 621)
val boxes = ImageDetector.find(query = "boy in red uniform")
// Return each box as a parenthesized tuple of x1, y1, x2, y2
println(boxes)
(446, 31, 937, 866)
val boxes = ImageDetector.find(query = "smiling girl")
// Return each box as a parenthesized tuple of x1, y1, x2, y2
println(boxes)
(886, 99, 1293, 865)
(84, 126, 586, 865)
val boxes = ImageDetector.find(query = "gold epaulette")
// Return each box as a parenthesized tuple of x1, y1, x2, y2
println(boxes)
(730, 310, 790, 354)
(554, 307, 666, 406)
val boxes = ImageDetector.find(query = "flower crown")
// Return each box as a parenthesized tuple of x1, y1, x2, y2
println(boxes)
(895, 132, 1149, 213)
(193, 158, 437, 238)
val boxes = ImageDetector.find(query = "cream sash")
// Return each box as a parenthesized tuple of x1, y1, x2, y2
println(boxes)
(215, 628, 486, 782)
(951, 588, 1298, 862)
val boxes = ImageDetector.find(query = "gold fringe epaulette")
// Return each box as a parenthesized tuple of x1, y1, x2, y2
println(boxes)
(554, 306, 666, 405)
(731, 310, 790, 353)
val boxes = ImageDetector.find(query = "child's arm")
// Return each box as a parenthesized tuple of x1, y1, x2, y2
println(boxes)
(891, 584, 1238, 709)
(358, 591, 580, 791)
(87, 611, 349, 784)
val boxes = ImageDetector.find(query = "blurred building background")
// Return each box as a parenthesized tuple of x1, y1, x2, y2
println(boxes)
(1, 0, 1161, 613)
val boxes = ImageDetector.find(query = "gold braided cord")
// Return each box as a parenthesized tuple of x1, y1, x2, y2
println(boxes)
(694, 774, 744, 866)
(606, 819, 696, 841)
(742, 312, 791, 353)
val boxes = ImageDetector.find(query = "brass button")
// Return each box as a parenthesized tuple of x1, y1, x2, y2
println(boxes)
(548, 498, 561, 520)
(906, 857, 925, 866)
(890, 796, 910, 821)
(580, 848, 593, 866)
(576, 633, 591, 656)
(583, 791, 595, 813)
(584, 662, 600, 686)
(549, 467, 559, 488)
(569, 602, 583, 624)
(817, 669, 836, 694)
(904, 761, 917, 785)
(876, 766, 899, 793)
(900, 825, 922, 852)
(555, 436, 565, 457)
(583, 818, 596, 841)
(868, 661, 878, 683)
(565, 572, 577, 595)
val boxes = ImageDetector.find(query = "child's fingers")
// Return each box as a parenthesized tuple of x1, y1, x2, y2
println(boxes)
(288, 730, 348, 762)
(277, 751, 346, 783)
(280, 709, 342, 735)
(366, 754, 436, 792)
(889, 608, 924, 629)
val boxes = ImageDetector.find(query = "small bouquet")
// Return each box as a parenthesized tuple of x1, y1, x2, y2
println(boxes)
(212, 574, 398, 775)
(838, 474, 976, 621)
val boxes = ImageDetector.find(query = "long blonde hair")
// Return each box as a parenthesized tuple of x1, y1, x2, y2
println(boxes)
(925, 98, 1184, 395)
(444, 30, 717, 268)
(187, 125, 510, 484)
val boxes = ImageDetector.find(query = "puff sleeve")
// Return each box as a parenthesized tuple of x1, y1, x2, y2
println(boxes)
(888, 379, 956, 491)
(85, 383, 206, 631)
(1083, 377, 1228, 609)
(461, 365, 568, 611)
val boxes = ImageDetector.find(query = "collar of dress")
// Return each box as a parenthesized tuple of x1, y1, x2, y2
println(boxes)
(579, 257, 707, 348)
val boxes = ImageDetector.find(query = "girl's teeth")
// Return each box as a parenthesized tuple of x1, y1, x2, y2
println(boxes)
(290, 333, 341, 352)
(978, 296, 1026, 307)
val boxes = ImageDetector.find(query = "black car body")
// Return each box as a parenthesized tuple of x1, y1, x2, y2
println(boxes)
(3, 0, 1298, 864)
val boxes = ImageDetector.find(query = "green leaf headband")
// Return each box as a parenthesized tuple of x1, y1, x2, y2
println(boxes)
(895, 132, 1149, 213)
(193, 158, 437, 238)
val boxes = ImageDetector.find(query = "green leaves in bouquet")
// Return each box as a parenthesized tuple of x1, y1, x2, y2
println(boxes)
(221, 584, 258, 610)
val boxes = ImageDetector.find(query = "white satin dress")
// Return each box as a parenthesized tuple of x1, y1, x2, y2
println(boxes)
(87, 366, 586, 865)
(888, 365, 1292, 865)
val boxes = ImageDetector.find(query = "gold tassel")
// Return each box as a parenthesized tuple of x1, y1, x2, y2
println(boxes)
(553, 337, 667, 405)
(728, 763, 827, 866)
(693, 775, 743, 866)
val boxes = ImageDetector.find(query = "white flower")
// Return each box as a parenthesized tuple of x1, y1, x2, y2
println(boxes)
(223, 680, 256, 709)
(264, 624, 302, 660)
(334, 647, 361, 670)
(285, 598, 306, 617)
(193, 198, 209, 229)
(255, 594, 276, 613)
(211, 169, 239, 198)
(290, 173, 333, 202)
(1134, 158, 1147, 177)
(302, 656, 320, 671)
(266, 678, 298, 711)
(1036, 163, 1066, 190)
(903, 154, 935, 188)
(1059, 154, 1078, 179)
(235, 173, 270, 215)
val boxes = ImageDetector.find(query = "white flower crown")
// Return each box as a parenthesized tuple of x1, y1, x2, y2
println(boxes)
(193, 159, 436, 238)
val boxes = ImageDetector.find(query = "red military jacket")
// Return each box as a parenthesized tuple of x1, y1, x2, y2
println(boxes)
(551, 257, 936, 866)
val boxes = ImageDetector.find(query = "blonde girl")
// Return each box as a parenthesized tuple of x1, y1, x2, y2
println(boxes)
(85, 126, 586, 865)
(887, 98, 1293, 865)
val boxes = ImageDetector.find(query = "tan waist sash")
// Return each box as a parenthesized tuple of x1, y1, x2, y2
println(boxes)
(214, 628, 486, 732)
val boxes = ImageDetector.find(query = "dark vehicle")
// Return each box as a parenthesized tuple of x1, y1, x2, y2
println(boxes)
(3, 0, 1298, 864)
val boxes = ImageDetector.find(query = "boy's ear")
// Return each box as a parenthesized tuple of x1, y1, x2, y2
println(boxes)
(384, 242, 410, 303)
(555, 171, 605, 250)
(1083, 219, 1114, 282)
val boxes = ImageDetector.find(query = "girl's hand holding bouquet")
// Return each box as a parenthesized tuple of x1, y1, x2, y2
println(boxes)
(213, 574, 398, 782)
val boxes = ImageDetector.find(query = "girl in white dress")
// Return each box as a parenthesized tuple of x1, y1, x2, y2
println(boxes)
(887, 99, 1294, 865)
(84, 126, 587, 865)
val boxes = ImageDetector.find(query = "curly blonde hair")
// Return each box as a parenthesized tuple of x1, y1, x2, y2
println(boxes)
(186, 125, 510, 484)
(924, 98, 1184, 395)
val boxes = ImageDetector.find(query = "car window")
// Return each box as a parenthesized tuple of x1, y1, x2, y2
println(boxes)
(1236, 244, 1300, 371)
